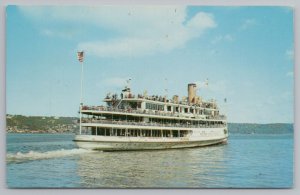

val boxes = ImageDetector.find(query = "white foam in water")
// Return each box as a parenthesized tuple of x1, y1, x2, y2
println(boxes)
(7, 148, 95, 163)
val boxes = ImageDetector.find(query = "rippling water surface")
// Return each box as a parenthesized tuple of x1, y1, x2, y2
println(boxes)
(6, 133, 293, 188)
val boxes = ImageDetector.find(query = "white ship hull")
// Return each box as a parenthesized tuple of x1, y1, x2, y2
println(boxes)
(74, 127, 228, 151)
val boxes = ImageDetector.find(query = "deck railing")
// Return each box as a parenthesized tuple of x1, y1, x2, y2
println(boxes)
(81, 106, 226, 121)
(81, 118, 226, 129)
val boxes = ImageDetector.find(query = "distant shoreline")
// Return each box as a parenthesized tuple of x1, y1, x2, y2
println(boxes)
(6, 132, 75, 135)
(6, 114, 293, 135)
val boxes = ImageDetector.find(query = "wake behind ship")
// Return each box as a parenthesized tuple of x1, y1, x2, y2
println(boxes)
(73, 82, 228, 151)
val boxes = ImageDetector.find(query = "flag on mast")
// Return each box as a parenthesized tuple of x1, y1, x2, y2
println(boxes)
(77, 51, 84, 62)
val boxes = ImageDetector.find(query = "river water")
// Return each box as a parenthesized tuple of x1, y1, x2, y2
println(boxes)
(6, 133, 293, 188)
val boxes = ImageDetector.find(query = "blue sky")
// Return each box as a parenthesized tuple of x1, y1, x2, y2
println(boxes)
(6, 6, 294, 123)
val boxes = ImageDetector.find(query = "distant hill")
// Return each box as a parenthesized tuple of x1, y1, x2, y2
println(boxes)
(6, 114, 293, 134)
(228, 123, 293, 134)
(6, 115, 78, 133)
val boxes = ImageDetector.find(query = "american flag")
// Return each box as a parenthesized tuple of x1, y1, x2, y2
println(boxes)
(77, 51, 84, 62)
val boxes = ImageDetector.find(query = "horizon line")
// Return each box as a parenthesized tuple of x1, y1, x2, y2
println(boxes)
(5, 113, 294, 125)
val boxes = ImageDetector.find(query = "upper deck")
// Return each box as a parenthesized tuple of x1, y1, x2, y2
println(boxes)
(81, 105, 226, 122)
(104, 97, 218, 110)
(81, 82, 226, 123)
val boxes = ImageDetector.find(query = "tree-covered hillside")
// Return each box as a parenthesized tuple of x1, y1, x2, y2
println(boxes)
(6, 115, 78, 133)
(228, 123, 293, 134)
(6, 114, 293, 134)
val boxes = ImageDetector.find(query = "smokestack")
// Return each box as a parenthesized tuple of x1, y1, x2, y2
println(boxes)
(188, 83, 197, 104)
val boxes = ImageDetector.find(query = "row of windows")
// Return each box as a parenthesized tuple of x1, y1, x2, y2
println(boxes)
(146, 104, 217, 115)
(90, 127, 190, 138)
(145, 103, 164, 111)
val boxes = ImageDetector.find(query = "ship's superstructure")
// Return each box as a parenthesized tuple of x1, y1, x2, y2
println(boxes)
(74, 82, 228, 151)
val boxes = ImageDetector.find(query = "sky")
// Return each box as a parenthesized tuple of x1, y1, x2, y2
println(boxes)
(6, 6, 294, 123)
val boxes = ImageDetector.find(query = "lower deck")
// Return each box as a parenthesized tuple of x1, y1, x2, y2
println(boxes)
(74, 126, 228, 151)
(80, 125, 228, 138)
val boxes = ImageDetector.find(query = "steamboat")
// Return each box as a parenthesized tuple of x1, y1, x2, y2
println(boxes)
(73, 82, 228, 151)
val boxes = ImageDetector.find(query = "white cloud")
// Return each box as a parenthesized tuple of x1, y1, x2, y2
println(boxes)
(240, 19, 257, 30)
(211, 34, 233, 44)
(78, 9, 216, 57)
(18, 6, 216, 58)
(211, 36, 222, 44)
(285, 49, 294, 60)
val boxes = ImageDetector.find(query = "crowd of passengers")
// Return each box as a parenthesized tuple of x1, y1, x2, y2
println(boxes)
(107, 93, 168, 102)
(105, 93, 216, 108)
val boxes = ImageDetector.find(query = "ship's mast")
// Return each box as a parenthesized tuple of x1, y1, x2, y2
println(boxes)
(77, 51, 84, 135)
(164, 78, 168, 99)
(126, 78, 131, 90)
